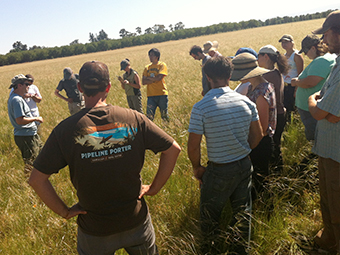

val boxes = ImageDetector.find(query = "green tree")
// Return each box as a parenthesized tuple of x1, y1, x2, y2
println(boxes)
(10, 41, 28, 53)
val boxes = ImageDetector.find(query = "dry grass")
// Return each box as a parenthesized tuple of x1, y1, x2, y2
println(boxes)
(0, 18, 326, 254)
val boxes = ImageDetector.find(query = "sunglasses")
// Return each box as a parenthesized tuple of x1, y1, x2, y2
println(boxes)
(24, 83, 31, 86)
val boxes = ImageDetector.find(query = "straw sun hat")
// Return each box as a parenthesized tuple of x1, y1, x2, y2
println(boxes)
(230, 53, 271, 81)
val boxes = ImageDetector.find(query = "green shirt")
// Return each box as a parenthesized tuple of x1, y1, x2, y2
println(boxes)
(295, 53, 336, 111)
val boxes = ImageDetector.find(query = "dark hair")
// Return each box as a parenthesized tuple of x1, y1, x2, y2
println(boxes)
(203, 56, 233, 83)
(81, 86, 107, 97)
(260, 51, 290, 75)
(315, 42, 329, 56)
(148, 48, 160, 60)
(189, 45, 203, 56)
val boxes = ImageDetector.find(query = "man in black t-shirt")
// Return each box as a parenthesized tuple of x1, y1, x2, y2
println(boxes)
(30, 61, 181, 255)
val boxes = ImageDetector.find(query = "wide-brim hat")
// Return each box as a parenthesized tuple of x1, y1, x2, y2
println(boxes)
(230, 53, 271, 81)
(202, 41, 213, 53)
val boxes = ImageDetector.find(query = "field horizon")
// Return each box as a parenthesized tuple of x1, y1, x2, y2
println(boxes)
(0, 18, 325, 254)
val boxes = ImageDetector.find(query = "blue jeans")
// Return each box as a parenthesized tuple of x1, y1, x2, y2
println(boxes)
(297, 107, 317, 141)
(146, 95, 169, 121)
(200, 156, 252, 254)
(77, 214, 158, 255)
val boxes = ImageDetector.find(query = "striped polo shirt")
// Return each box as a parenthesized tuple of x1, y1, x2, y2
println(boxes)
(188, 86, 259, 164)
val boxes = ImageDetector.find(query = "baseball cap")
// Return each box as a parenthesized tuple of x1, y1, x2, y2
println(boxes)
(9, 74, 32, 89)
(63, 67, 73, 80)
(259, 45, 278, 55)
(79, 61, 110, 89)
(313, 10, 340, 34)
(120, 59, 130, 70)
(279, 34, 294, 42)
(235, 47, 258, 58)
(299, 35, 320, 54)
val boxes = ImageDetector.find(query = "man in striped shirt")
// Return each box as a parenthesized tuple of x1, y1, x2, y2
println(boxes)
(188, 56, 262, 254)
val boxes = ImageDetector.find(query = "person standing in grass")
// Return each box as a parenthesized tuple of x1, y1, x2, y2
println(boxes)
(279, 34, 304, 123)
(189, 45, 212, 96)
(118, 58, 143, 113)
(308, 10, 340, 254)
(54, 67, 85, 115)
(29, 61, 181, 255)
(257, 45, 289, 173)
(231, 53, 276, 197)
(142, 48, 169, 121)
(7, 74, 43, 166)
(188, 56, 263, 254)
(291, 34, 336, 141)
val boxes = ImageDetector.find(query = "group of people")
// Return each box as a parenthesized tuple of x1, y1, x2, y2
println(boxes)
(5, 10, 340, 255)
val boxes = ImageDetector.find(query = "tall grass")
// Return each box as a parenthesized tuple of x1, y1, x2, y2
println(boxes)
(0, 18, 326, 254)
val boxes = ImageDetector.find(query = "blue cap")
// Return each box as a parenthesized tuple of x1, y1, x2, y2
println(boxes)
(235, 47, 258, 58)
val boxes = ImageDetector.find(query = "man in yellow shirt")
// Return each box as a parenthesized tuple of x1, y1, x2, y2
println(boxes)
(142, 48, 169, 121)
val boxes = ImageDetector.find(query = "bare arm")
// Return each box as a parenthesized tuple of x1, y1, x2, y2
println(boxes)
(256, 95, 269, 136)
(25, 93, 42, 103)
(16, 116, 43, 125)
(29, 168, 87, 219)
(139, 141, 181, 198)
(142, 74, 165, 85)
(294, 53, 304, 75)
(187, 132, 206, 184)
(248, 120, 263, 149)
(54, 89, 72, 103)
(291, 76, 324, 89)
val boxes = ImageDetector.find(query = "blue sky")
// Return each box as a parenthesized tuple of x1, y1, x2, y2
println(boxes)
(0, 0, 338, 54)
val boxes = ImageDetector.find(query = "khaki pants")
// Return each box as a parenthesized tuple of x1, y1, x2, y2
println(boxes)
(315, 157, 340, 252)
(68, 101, 85, 115)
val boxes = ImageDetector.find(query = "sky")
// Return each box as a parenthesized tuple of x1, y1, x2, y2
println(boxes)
(0, 0, 339, 55)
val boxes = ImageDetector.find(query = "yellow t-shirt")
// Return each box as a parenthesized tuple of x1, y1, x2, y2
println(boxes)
(143, 61, 168, 97)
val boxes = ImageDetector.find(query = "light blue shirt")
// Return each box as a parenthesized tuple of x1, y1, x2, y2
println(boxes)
(8, 93, 37, 136)
(312, 55, 340, 163)
(188, 86, 259, 163)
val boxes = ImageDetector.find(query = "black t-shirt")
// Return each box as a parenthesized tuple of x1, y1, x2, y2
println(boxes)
(34, 105, 174, 236)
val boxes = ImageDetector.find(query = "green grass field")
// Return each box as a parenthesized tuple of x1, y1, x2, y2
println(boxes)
(0, 19, 325, 254)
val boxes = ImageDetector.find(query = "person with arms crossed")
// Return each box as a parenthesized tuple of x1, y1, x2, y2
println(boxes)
(188, 56, 262, 254)
(308, 10, 340, 254)
(142, 48, 169, 121)
(29, 61, 181, 255)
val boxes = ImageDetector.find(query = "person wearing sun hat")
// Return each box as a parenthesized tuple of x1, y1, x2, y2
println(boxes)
(291, 34, 336, 141)
(7, 74, 43, 167)
(233, 47, 258, 95)
(307, 10, 340, 254)
(231, 52, 276, 196)
(258, 44, 290, 173)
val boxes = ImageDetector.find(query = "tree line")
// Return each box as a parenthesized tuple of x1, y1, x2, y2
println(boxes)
(0, 10, 335, 67)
